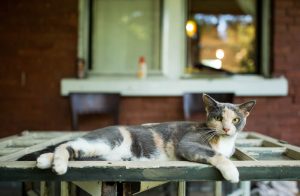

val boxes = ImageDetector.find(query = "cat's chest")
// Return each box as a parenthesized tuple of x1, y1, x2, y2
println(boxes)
(210, 134, 237, 157)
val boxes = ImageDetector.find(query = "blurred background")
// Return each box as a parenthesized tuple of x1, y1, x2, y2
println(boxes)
(0, 0, 299, 147)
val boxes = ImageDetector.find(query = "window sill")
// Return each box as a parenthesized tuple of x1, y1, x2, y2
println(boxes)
(61, 75, 288, 97)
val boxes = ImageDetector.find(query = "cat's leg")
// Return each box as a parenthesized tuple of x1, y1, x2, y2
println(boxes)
(36, 153, 54, 169)
(176, 142, 239, 183)
(52, 143, 71, 175)
(51, 139, 112, 175)
(207, 154, 239, 183)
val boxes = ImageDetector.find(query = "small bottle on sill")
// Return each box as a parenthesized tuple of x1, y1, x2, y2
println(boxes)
(137, 56, 147, 79)
(77, 58, 86, 79)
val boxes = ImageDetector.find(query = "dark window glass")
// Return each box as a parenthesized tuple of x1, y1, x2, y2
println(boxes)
(186, 0, 259, 75)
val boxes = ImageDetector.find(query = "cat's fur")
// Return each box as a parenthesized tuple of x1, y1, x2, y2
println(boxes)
(36, 94, 255, 183)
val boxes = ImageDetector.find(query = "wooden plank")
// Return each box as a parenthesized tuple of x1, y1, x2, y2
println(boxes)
(238, 147, 291, 161)
(0, 132, 85, 161)
(0, 147, 24, 156)
(234, 148, 256, 161)
(237, 132, 248, 139)
(72, 181, 102, 196)
(40, 181, 48, 196)
(235, 139, 263, 147)
(248, 132, 300, 151)
(10, 139, 48, 147)
(102, 182, 117, 196)
(239, 147, 286, 153)
(61, 181, 69, 196)
(0, 131, 299, 183)
(285, 148, 300, 160)
(0, 134, 19, 143)
(0, 131, 80, 148)
(21, 131, 79, 138)
(0, 161, 299, 181)
(178, 181, 186, 196)
(248, 132, 300, 160)
(0, 138, 14, 148)
(139, 181, 168, 193)
(214, 181, 222, 196)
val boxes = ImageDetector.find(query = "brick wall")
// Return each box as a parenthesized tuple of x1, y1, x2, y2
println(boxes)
(0, 0, 78, 136)
(0, 0, 299, 145)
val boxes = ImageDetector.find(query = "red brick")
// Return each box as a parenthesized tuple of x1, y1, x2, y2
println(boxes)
(275, 0, 294, 9)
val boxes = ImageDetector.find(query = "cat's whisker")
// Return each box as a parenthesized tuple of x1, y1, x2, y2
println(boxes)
(204, 132, 214, 140)
(201, 131, 217, 143)
(207, 133, 217, 141)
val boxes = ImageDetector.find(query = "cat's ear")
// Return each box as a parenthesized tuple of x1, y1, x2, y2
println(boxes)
(202, 94, 218, 113)
(238, 100, 256, 117)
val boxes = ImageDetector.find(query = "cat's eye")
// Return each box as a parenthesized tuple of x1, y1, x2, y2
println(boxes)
(215, 116, 222, 121)
(233, 118, 240, 124)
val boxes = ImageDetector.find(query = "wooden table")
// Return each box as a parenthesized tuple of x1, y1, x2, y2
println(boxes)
(0, 131, 299, 196)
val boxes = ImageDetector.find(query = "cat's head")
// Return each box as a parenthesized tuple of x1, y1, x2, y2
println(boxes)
(203, 94, 256, 136)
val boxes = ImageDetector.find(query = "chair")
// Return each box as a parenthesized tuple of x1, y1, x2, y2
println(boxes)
(70, 93, 121, 130)
(183, 93, 234, 120)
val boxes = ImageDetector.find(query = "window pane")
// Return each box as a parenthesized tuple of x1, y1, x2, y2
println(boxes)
(92, 0, 161, 75)
(186, 0, 257, 74)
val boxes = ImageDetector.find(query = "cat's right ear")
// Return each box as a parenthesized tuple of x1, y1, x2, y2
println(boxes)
(202, 94, 218, 113)
(238, 100, 256, 117)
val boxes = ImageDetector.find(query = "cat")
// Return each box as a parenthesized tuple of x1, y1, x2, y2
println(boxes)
(36, 94, 255, 183)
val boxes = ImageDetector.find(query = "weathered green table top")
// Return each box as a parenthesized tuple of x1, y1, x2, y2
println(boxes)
(0, 131, 299, 182)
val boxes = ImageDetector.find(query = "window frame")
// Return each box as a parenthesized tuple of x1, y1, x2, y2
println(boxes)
(77, 0, 271, 78)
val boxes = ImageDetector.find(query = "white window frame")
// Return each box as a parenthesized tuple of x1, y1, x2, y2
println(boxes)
(78, 0, 187, 79)
(78, 0, 272, 78)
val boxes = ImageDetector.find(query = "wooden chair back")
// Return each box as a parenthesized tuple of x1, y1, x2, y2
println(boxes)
(70, 93, 121, 130)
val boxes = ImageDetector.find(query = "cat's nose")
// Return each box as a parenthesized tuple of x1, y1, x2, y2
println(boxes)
(223, 128, 230, 133)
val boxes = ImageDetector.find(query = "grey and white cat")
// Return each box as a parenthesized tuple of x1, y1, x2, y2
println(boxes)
(36, 94, 255, 183)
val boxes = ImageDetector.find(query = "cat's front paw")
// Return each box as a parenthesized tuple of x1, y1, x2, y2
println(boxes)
(220, 163, 239, 183)
(52, 158, 68, 175)
(210, 155, 239, 183)
(36, 153, 54, 169)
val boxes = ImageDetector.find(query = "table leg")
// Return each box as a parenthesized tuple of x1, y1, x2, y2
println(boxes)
(215, 181, 222, 196)
(178, 181, 186, 196)
(61, 181, 69, 196)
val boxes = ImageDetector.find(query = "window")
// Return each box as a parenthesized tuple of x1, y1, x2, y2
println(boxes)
(185, 0, 271, 76)
(78, 0, 271, 78)
(90, 0, 161, 75)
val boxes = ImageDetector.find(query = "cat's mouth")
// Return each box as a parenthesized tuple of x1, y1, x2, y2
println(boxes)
(216, 130, 235, 137)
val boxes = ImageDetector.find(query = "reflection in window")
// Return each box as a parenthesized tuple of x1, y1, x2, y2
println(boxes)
(186, 0, 257, 75)
(92, 0, 161, 75)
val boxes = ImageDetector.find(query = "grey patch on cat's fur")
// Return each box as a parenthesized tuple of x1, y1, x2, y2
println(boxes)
(176, 140, 216, 163)
(83, 126, 123, 148)
(75, 156, 105, 161)
(66, 146, 75, 160)
(78, 150, 85, 158)
(122, 158, 132, 161)
(207, 105, 224, 121)
(150, 123, 172, 141)
(128, 126, 156, 158)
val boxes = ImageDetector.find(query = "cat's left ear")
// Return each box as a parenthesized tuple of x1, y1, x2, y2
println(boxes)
(238, 100, 256, 117)
(203, 93, 219, 113)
